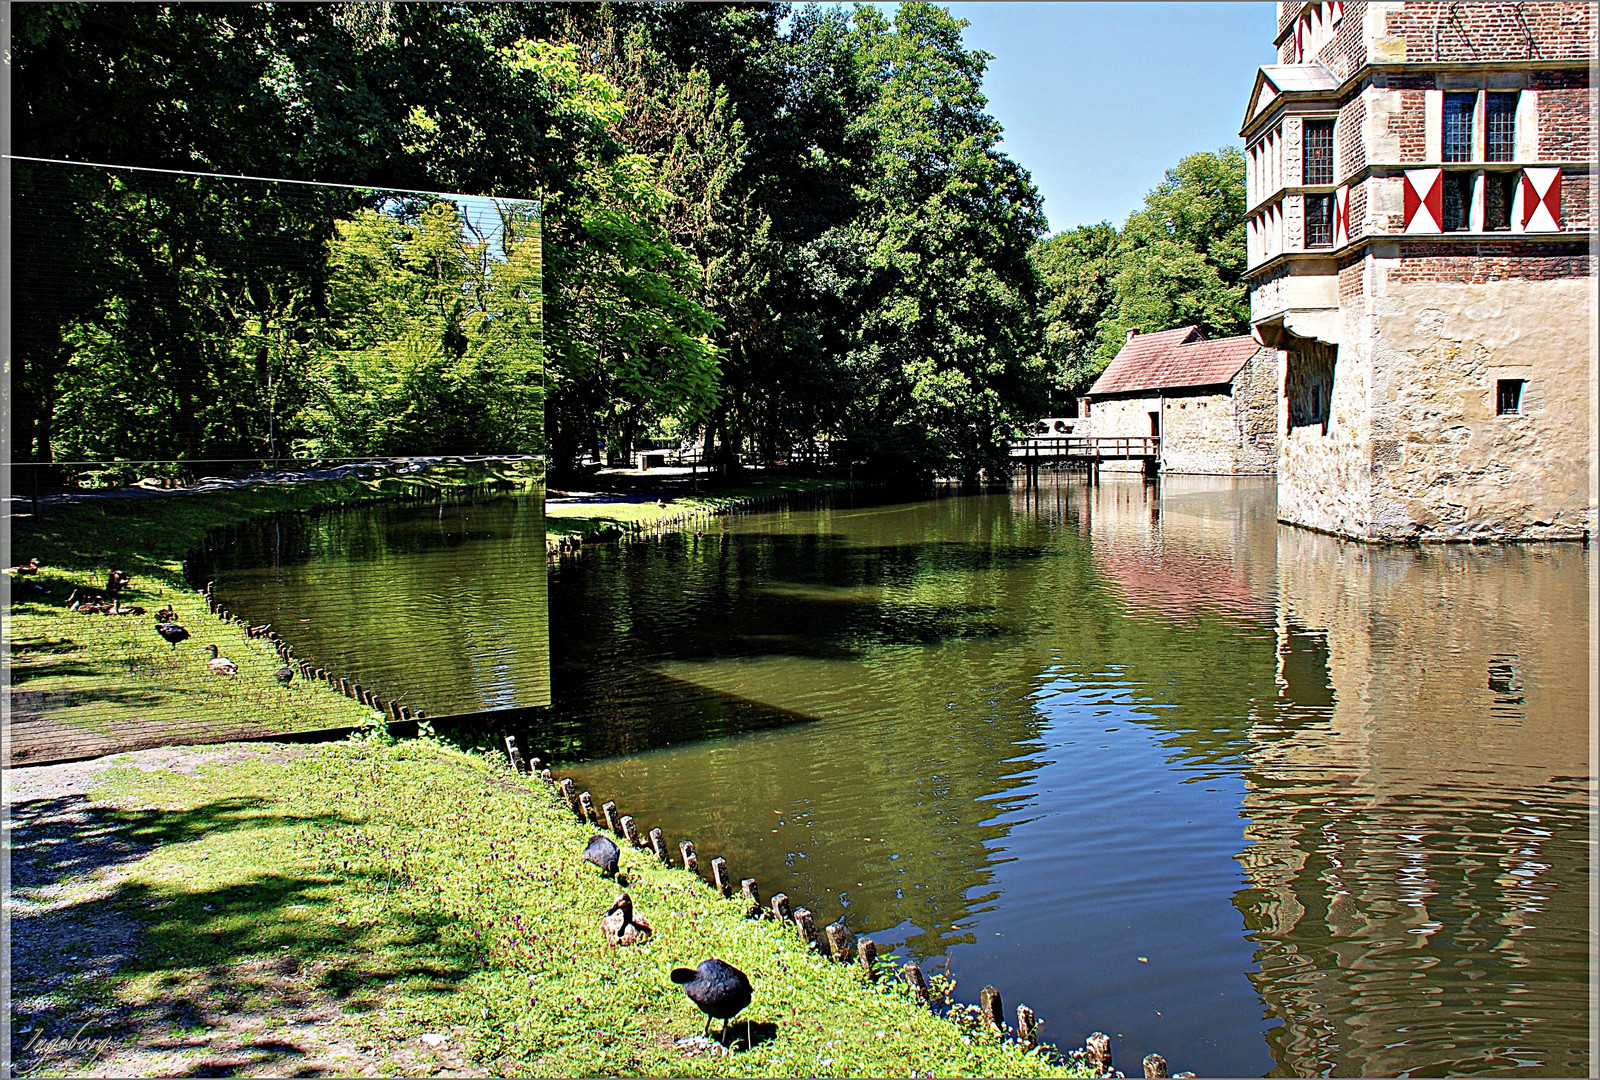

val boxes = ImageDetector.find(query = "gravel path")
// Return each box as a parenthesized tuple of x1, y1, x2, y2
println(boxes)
(6, 745, 484, 1078)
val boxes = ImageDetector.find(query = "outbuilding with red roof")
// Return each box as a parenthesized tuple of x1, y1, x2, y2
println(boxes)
(1080, 326, 1278, 475)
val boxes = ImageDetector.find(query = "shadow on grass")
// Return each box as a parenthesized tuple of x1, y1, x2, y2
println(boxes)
(10, 797, 479, 1078)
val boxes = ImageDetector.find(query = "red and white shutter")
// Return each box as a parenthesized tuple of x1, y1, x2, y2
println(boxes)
(1403, 169, 1442, 233)
(1334, 184, 1350, 246)
(1330, 1, 1344, 25)
(1516, 167, 1562, 233)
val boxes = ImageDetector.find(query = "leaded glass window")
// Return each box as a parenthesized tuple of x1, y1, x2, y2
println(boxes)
(1441, 172, 1472, 231)
(1443, 93, 1476, 162)
(1486, 93, 1517, 162)
(1305, 194, 1333, 247)
(1303, 119, 1335, 185)
(1484, 172, 1515, 231)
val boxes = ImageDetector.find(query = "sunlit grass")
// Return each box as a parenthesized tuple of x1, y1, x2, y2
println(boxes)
(83, 740, 1090, 1077)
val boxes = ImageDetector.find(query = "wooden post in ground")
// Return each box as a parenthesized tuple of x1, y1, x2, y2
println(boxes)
(680, 841, 699, 875)
(601, 801, 620, 834)
(1085, 1032, 1113, 1077)
(740, 878, 761, 918)
(793, 908, 818, 949)
(620, 816, 641, 847)
(1016, 1005, 1038, 1049)
(823, 922, 856, 963)
(710, 857, 732, 897)
(578, 792, 595, 824)
(539, 768, 553, 785)
(1142, 1053, 1168, 1078)
(559, 778, 577, 812)
(503, 736, 525, 772)
(979, 987, 1005, 1035)
(770, 893, 792, 923)
(902, 963, 930, 1007)
(858, 938, 878, 980)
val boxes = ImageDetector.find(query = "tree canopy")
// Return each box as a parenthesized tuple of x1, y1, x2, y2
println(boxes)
(1034, 148, 1251, 398)
(12, 3, 1248, 481)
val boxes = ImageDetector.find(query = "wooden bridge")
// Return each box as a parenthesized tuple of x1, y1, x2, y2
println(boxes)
(1006, 435, 1161, 481)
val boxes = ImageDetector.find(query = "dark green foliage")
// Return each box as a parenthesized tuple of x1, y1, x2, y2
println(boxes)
(1033, 148, 1251, 397)
(19, 2, 1201, 481)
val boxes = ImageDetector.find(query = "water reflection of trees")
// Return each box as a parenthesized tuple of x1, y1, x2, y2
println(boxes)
(202, 496, 551, 715)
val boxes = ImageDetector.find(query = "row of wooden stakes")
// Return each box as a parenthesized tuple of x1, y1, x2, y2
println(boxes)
(201, 581, 425, 725)
(500, 736, 1189, 1080)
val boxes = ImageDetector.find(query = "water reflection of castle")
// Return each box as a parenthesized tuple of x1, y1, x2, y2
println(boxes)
(1076, 476, 1590, 1075)
(1250, 529, 1589, 1076)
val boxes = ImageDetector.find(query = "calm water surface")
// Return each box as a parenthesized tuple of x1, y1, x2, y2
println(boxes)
(209, 476, 1592, 1077)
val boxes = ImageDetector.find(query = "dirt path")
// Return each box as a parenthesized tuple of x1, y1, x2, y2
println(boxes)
(6, 746, 485, 1078)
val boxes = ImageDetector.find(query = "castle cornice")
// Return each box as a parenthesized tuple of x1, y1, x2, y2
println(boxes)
(1240, 57, 1592, 139)
(1244, 231, 1592, 281)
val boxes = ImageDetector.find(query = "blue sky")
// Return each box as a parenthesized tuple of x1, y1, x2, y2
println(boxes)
(908, 3, 1280, 235)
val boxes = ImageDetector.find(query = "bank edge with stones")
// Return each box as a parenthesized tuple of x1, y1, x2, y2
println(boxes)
(503, 739, 1191, 1079)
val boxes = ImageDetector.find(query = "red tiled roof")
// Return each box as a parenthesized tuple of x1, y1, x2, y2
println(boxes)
(1085, 328, 1260, 397)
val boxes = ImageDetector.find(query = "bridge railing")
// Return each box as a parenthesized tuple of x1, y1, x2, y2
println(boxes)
(1006, 435, 1160, 459)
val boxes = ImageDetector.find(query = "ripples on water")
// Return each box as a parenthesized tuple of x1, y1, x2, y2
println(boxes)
(207, 475, 1591, 1077)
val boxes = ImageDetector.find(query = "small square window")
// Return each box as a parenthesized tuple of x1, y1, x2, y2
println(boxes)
(1443, 93, 1476, 163)
(1486, 93, 1518, 162)
(1303, 119, 1335, 185)
(1496, 379, 1524, 416)
(1305, 193, 1334, 247)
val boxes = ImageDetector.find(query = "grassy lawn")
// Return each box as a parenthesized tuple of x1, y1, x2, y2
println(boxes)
(15, 739, 1089, 1077)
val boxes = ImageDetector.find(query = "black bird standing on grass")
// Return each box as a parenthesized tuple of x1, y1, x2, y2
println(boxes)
(156, 620, 190, 649)
(275, 665, 294, 686)
(671, 958, 753, 1045)
(584, 834, 620, 878)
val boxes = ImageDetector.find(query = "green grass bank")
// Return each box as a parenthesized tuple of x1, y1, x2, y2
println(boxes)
(14, 740, 1089, 1077)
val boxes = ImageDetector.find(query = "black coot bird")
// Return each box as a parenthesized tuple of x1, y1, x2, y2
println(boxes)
(584, 834, 620, 878)
(671, 958, 753, 1044)
(275, 665, 294, 686)
(156, 620, 190, 649)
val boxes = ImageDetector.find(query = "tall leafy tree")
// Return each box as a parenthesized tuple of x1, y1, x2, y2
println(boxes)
(1033, 222, 1120, 399)
(297, 200, 544, 455)
(1095, 148, 1249, 361)
(840, 2, 1049, 481)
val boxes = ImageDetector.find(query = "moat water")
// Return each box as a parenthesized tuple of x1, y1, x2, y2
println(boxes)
(205, 475, 1592, 1077)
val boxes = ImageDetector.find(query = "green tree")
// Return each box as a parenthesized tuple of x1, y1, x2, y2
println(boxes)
(1033, 221, 1120, 398)
(840, 2, 1049, 481)
(1096, 148, 1250, 361)
(297, 200, 544, 456)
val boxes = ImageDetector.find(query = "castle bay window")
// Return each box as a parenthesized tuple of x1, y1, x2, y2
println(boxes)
(1303, 119, 1334, 185)
(1305, 193, 1334, 247)
(1443, 93, 1476, 163)
(1486, 93, 1517, 162)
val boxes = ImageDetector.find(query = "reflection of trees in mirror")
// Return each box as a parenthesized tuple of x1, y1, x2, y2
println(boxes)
(197, 495, 551, 718)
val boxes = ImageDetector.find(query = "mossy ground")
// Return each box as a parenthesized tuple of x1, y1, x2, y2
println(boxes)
(13, 739, 1089, 1077)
